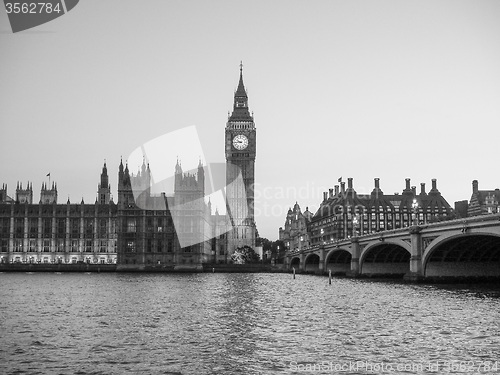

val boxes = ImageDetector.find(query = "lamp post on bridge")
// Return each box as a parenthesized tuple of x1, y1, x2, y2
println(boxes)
(412, 198, 419, 226)
(349, 214, 361, 277)
(353, 214, 359, 237)
(407, 197, 424, 281)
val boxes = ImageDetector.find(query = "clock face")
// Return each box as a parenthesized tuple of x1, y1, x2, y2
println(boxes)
(233, 134, 248, 150)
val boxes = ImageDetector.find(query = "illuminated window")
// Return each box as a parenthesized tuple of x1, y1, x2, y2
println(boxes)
(126, 241, 135, 253)
(127, 219, 136, 233)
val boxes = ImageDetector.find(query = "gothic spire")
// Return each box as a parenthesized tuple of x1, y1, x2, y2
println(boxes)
(175, 158, 182, 175)
(235, 61, 248, 99)
(229, 62, 253, 122)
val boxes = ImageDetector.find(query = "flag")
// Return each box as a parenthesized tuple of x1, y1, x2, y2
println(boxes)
(46, 173, 50, 177)
(338, 177, 342, 183)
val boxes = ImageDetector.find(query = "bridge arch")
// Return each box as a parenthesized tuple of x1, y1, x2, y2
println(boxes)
(360, 240, 411, 277)
(325, 248, 352, 275)
(423, 232, 500, 278)
(290, 257, 300, 270)
(304, 253, 320, 273)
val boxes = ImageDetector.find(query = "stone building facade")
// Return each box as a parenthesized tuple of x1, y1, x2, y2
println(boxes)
(279, 203, 312, 251)
(281, 177, 454, 249)
(0, 67, 255, 268)
(467, 180, 500, 216)
(0, 164, 118, 264)
(309, 177, 453, 246)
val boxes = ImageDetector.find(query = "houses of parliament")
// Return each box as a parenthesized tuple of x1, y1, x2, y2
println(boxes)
(0, 67, 257, 269)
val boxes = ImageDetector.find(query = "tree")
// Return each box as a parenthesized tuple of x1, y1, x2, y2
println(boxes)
(231, 246, 261, 264)
(256, 236, 273, 262)
(256, 237, 272, 251)
(271, 240, 286, 263)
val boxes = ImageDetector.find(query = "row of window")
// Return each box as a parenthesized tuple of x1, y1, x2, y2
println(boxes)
(1, 239, 116, 253)
(311, 207, 449, 227)
(2, 257, 116, 264)
(125, 240, 175, 253)
(1, 218, 117, 237)
(126, 218, 174, 233)
(311, 212, 443, 229)
(228, 122, 253, 129)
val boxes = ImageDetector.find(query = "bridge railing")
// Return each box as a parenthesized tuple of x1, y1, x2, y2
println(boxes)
(415, 212, 500, 231)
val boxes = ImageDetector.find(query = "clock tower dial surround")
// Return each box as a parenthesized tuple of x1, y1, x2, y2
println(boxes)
(225, 64, 256, 252)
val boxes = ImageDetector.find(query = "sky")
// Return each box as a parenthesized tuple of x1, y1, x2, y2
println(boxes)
(1, 0, 500, 240)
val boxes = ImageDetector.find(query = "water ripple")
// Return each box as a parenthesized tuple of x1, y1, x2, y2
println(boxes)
(1, 273, 500, 374)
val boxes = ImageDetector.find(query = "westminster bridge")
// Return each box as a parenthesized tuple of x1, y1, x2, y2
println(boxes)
(284, 214, 500, 280)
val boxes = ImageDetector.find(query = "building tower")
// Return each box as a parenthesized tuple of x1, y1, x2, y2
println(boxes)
(40, 182, 57, 204)
(97, 161, 111, 204)
(173, 159, 210, 267)
(117, 159, 143, 265)
(225, 63, 256, 253)
(16, 182, 33, 204)
(0, 184, 8, 203)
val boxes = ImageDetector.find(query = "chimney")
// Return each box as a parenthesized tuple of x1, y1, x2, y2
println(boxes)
(411, 186, 416, 196)
(323, 192, 327, 201)
(472, 180, 478, 194)
(348, 178, 353, 190)
(334, 185, 339, 195)
(405, 178, 411, 190)
(420, 183, 426, 195)
(432, 178, 437, 190)
(341, 182, 346, 194)
(374, 178, 380, 189)
(329, 188, 333, 199)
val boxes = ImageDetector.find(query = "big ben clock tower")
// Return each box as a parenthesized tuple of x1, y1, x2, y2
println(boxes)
(225, 63, 256, 253)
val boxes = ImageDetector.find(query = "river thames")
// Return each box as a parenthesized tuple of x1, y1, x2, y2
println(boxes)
(1, 273, 499, 374)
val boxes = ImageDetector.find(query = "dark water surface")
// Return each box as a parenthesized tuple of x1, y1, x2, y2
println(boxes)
(1, 273, 499, 374)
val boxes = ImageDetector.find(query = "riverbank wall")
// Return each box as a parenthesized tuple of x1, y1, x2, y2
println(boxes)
(0, 263, 286, 273)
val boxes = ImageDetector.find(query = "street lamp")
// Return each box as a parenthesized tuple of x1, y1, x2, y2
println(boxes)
(412, 198, 419, 226)
(353, 214, 359, 237)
